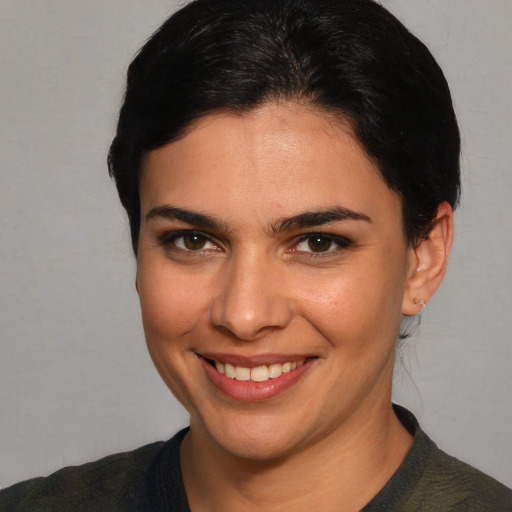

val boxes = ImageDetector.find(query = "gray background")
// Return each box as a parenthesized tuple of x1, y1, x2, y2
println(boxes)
(1, 0, 511, 489)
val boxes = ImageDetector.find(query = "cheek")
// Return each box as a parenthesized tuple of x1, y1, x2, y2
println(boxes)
(294, 259, 406, 349)
(136, 263, 210, 408)
(137, 264, 209, 343)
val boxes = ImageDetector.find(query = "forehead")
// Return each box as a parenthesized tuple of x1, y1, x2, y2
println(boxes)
(140, 102, 402, 228)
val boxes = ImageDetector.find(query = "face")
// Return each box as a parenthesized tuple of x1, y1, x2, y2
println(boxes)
(136, 102, 416, 461)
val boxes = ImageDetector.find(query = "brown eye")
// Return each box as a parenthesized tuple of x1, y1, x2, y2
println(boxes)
(182, 232, 208, 250)
(158, 230, 221, 257)
(293, 233, 352, 255)
(307, 235, 333, 252)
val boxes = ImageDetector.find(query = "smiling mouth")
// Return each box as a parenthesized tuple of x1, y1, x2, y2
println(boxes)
(208, 359, 307, 382)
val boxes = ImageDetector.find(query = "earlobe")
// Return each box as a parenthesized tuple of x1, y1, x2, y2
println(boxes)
(402, 202, 454, 316)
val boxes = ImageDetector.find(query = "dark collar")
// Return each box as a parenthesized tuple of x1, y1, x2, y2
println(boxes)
(147, 405, 433, 512)
(362, 404, 435, 510)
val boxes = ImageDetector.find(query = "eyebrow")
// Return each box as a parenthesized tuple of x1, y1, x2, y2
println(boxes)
(145, 205, 229, 231)
(270, 207, 371, 233)
(146, 204, 371, 233)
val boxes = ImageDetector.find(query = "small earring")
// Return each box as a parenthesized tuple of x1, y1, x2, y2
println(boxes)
(414, 298, 426, 311)
(416, 265, 426, 273)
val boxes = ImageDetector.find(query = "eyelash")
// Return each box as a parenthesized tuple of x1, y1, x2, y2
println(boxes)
(157, 230, 353, 257)
(292, 233, 353, 255)
(157, 230, 221, 253)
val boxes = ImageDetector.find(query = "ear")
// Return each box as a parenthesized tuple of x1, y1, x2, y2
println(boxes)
(402, 202, 454, 316)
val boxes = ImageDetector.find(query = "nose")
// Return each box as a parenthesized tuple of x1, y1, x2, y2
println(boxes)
(209, 254, 294, 341)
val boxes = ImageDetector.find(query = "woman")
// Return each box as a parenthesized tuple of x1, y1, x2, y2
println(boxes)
(1, 0, 510, 510)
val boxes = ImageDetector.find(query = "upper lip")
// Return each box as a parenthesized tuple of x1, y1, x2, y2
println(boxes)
(198, 352, 315, 368)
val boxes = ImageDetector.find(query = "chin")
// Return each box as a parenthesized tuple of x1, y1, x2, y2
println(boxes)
(196, 412, 311, 462)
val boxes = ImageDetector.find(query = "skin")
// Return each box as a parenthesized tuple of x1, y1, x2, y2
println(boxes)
(136, 101, 453, 511)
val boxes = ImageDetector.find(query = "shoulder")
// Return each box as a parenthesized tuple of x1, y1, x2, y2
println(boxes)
(366, 405, 512, 511)
(410, 444, 512, 511)
(0, 441, 164, 512)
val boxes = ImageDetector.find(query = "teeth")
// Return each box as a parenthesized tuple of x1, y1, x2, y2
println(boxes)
(224, 363, 236, 379)
(213, 359, 306, 382)
(235, 366, 251, 381)
(267, 364, 282, 379)
(251, 365, 269, 382)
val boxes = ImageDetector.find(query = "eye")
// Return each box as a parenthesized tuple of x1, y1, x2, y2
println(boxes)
(294, 234, 351, 254)
(176, 232, 210, 251)
(159, 230, 220, 252)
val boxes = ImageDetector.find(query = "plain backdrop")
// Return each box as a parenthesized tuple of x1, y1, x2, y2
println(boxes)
(1, 0, 511, 489)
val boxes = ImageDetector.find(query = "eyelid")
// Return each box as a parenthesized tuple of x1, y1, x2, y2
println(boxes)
(157, 229, 223, 251)
(290, 232, 353, 254)
(155, 229, 352, 256)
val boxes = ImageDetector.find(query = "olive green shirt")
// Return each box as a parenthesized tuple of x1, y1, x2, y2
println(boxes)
(1, 406, 511, 511)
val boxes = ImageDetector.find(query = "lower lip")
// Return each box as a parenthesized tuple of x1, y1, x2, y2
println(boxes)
(200, 357, 315, 402)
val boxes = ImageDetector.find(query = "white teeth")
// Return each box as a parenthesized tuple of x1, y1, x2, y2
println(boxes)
(235, 366, 251, 381)
(224, 363, 236, 379)
(251, 366, 269, 382)
(268, 363, 283, 379)
(213, 359, 307, 382)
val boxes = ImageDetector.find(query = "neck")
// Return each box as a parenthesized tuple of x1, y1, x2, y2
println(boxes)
(180, 401, 413, 512)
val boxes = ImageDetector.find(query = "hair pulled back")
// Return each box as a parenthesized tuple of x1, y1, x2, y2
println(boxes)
(108, 0, 460, 254)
